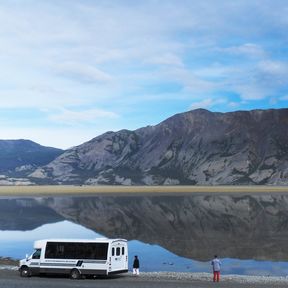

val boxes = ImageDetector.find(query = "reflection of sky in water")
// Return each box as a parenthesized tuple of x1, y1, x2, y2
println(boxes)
(1, 220, 288, 276)
(129, 240, 208, 273)
(129, 241, 288, 276)
(0, 220, 101, 259)
(223, 258, 288, 277)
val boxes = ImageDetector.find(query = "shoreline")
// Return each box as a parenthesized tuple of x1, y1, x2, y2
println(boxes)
(139, 272, 288, 285)
(2, 259, 287, 284)
(3, 255, 288, 285)
(0, 184, 287, 196)
(2, 264, 288, 285)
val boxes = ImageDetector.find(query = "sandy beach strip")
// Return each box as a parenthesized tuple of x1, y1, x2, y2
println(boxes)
(0, 185, 287, 197)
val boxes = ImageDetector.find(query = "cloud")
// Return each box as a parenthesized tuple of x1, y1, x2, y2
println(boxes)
(54, 62, 113, 83)
(189, 55, 288, 102)
(280, 95, 288, 100)
(0, 86, 96, 109)
(231, 60, 288, 100)
(49, 108, 119, 125)
(144, 53, 184, 66)
(165, 67, 217, 94)
(218, 43, 266, 58)
(190, 98, 226, 110)
(234, 85, 268, 100)
(258, 60, 288, 77)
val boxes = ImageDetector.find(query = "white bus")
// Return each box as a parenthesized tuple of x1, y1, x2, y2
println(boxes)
(19, 238, 128, 279)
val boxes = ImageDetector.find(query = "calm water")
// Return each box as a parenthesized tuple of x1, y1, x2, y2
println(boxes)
(1, 192, 288, 276)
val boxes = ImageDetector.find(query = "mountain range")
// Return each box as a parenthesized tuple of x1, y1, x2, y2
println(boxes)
(1, 108, 288, 185)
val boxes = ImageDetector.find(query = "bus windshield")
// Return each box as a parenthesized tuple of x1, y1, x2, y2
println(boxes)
(32, 249, 41, 259)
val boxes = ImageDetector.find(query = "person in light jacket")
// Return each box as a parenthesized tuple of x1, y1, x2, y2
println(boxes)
(211, 255, 221, 282)
(133, 255, 140, 275)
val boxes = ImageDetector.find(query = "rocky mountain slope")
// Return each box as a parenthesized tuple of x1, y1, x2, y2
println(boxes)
(30, 108, 288, 185)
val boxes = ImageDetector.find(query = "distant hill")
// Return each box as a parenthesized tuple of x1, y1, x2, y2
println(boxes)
(29, 108, 288, 185)
(0, 140, 63, 182)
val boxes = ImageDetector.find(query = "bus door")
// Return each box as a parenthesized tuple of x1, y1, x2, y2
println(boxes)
(111, 244, 125, 270)
(29, 248, 41, 274)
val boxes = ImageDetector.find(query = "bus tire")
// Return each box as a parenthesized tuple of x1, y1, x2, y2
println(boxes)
(20, 266, 31, 277)
(70, 269, 81, 280)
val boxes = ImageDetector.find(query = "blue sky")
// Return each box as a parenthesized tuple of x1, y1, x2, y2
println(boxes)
(0, 0, 288, 148)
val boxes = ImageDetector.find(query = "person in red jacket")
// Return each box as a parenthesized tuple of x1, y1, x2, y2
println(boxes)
(211, 255, 221, 282)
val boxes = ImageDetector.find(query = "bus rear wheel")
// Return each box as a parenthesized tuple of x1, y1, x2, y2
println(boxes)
(20, 266, 31, 277)
(70, 269, 81, 280)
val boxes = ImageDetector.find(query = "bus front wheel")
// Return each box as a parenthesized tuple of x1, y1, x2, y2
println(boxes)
(70, 269, 81, 280)
(20, 266, 31, 277)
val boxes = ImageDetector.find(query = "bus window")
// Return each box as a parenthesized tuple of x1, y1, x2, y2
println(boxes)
(112, 247, 115, 256)
(116, 247, 120, 256)
(122, 247, 125, 255)
(45, 242, 108, 260)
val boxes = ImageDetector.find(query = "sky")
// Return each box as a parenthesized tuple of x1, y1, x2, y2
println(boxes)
(0, 0, 288, 149)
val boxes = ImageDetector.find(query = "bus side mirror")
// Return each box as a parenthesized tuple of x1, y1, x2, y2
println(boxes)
(26, 254, 29, 261)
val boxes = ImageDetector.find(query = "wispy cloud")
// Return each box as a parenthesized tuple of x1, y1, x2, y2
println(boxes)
(144, 53, 184, 67)
(190, 98, 227, 110)
(54, 62, 113, 83)
(49, 108, 119, 125)
(217, 43, 267, 58)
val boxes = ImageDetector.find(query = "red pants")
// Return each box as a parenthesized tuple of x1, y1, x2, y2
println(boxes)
(213, 271, 220, 282)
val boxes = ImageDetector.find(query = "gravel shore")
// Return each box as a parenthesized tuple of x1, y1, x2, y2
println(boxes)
(139, 271, 288, 285)
(4, 263, 288, 286)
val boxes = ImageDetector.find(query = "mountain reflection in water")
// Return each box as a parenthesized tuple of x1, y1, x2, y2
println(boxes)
(1, 193, 288, 262)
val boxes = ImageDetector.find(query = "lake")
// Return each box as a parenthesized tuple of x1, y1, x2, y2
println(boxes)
(1, 192, 288, 276)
